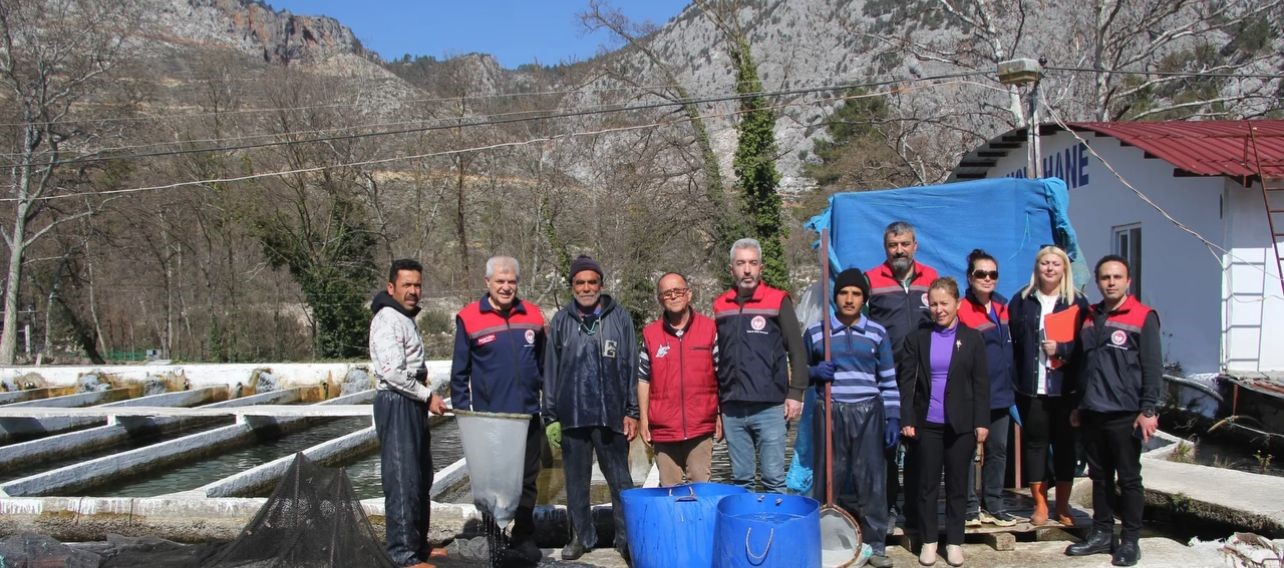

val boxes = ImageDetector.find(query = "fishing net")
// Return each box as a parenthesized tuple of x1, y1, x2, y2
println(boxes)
(202, 452, 395, 568)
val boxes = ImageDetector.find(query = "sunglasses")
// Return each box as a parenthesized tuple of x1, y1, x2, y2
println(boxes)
(971, 270, 999, 280)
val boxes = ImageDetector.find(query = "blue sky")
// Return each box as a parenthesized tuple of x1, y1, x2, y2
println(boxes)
(267, 1, 691, 68)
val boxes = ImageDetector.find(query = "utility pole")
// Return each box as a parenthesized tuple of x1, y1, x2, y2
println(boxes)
(998, 57, 1046, 179)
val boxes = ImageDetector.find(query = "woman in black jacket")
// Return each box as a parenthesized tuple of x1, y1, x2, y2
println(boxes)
(1008, 245, 1090, 526)
(899, 277, 989, 567)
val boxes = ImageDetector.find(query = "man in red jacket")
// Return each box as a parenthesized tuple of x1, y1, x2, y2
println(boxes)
(639, 272, 722, 486)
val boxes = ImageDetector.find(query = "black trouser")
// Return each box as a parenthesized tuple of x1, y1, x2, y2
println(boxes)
(562, 426, 635, 549)
(1018, 393, 1076, 483)
(812, 398, 890, 555)
(1081, 410, 1144, 542)
(509, 415, 546, 545)
(914, 423, 974, 546)
(967, 409, 1012, 515)
(374, 390, 433, 566)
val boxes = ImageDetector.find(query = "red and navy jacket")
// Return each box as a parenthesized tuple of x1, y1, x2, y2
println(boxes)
(865, 261, 938, 357)
(639, 311, 719, 443)
(957, 289, 1016, 409)
(450, 295, 546, 414)
(1076, 295, 1163, 414)
(712, 284, 808, 404)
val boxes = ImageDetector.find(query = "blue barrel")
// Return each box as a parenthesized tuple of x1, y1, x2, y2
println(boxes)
(621, 482, 748, 568)
(714, 493, 820, 568)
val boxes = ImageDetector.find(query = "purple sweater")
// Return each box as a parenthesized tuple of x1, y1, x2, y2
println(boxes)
(926, 324, 957, 424)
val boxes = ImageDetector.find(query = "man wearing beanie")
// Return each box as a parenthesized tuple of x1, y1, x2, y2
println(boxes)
(713, 238, 810, 493)
(543, 254, 638, 561)
(804, 267, 899, 568)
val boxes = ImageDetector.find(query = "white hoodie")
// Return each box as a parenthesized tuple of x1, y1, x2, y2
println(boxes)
(369, 299, 431, 402)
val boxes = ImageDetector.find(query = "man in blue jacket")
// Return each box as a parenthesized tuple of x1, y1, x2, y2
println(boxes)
(543, 255, 638, 561)
(450, 255, 546, 564)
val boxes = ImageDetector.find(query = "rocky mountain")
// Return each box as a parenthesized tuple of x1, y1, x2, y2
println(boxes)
(145, 0, 372, 64)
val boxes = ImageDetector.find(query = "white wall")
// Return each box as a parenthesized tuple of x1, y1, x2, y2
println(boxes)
(1222, 178, 1284, 372)
(981, 130, 1228, 374)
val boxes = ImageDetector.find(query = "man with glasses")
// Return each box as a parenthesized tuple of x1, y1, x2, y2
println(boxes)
(543, 255, 638, 561)
(639, 272, 721, 486)
(713, 238, 809, 492)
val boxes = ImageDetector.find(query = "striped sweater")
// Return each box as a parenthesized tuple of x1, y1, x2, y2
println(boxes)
(803, 314, 900, 415)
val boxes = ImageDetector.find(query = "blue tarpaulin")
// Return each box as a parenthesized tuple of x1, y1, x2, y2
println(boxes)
(804, 177, 1086, 297)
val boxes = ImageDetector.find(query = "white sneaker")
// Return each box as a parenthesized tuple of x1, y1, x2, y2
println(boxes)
(919, 542, 938, 566)
(946, 544, 965, 566)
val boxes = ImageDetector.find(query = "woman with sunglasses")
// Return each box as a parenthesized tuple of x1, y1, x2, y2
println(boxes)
(957, 249, 1019, 528)
(1008, 245, 1089, 526)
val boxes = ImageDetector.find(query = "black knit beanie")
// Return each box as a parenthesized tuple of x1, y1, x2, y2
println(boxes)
(833, 268, 869, 300)
(568, 255, 604, 283)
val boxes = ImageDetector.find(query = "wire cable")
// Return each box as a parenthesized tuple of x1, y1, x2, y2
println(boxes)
(0, 71, 988, 170)
(4, 79, 959, 203)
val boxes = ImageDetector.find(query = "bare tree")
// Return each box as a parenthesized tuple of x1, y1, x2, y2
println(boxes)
(0, 0, 141, 363)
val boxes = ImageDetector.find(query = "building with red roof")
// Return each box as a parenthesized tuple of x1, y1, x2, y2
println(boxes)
(950, 120, 1284, 376)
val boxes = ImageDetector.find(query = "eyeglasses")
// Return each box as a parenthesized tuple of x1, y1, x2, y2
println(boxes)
(971, 270, 999, 280)
(659, 287, 690, 300)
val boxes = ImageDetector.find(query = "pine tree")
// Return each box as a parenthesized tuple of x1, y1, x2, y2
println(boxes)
(729, 37, 789, 289)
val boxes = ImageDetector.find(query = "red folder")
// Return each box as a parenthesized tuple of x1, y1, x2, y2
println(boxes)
(1043, 305, 1080, 343)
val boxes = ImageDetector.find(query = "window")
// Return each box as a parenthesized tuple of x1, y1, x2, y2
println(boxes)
(1113, 224, 1142, 301)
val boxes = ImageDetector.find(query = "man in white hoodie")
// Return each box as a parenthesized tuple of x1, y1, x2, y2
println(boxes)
(370, 259, 447, 568)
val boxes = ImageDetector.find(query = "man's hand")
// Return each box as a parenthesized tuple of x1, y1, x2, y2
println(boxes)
(427, 394, 447, 416)
(715, 414, 724, 442)
(1069, 408, 1081, 428)
(639, 418, 651, 446)
(545, 422, 562, 450)
(809, 361, 836, 384)
(901, 425, 917, 439)
(1135, 412, 1159, 442)
(884, 418, 900, 449)
(975, 426, 989, 444)
(623, 417, 639, 441)
(784, 399, 802, 421)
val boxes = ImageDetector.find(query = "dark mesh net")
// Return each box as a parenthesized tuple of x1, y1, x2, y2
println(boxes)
(203, 452, 396, 568)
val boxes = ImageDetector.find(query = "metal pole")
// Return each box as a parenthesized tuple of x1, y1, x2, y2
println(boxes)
(1027, 79, 1042, 179)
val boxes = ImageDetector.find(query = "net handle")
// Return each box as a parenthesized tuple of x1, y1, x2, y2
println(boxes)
(821, 227, 834, 507)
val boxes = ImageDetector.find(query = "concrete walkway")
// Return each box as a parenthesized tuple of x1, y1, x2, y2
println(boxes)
(1141, 454, 1284, 533)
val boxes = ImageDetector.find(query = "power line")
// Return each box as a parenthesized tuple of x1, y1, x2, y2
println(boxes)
(1, 72, 987, 170)
(3, 79, 959, 203)
(1043, 66, 1283, 80)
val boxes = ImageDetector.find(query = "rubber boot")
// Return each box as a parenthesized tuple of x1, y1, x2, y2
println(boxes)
(1029, 482, 1049, 525)
(1054, 481, 1075, 526)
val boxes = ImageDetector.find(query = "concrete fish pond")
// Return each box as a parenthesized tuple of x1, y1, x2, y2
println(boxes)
(0, 363, 1280, 567)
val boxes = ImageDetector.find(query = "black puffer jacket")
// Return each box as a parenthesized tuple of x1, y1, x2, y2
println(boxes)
(542, 295, 639, 431)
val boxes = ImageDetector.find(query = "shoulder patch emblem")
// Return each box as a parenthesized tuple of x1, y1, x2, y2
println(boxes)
(751, 315, 767, 331)
(525, 329, 536, 344)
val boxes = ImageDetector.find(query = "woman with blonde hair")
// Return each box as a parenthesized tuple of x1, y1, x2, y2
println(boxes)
(1008, 245, 1089, 526)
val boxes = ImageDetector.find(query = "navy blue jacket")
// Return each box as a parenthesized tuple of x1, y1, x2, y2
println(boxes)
(958, 289, 1016, 409)
(542, 295, 639, 431)
(1008, 286, 1090, 398)
(450, 295, 545, 414)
